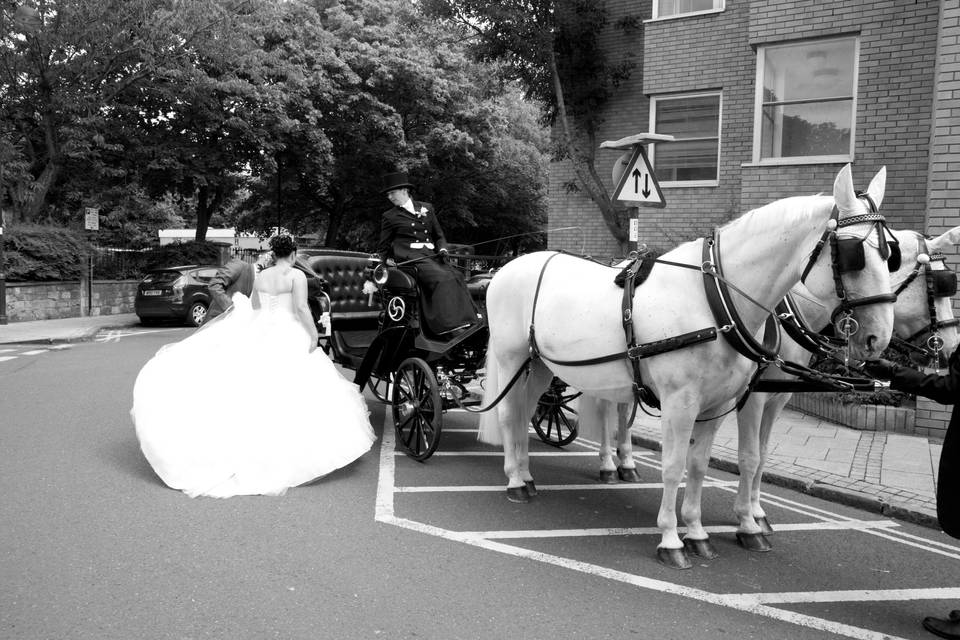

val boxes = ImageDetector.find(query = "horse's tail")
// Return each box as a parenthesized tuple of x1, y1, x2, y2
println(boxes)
(478, 344, 503, 445)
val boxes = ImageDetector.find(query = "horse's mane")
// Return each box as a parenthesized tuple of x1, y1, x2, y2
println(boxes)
(720, 194, 832, 237)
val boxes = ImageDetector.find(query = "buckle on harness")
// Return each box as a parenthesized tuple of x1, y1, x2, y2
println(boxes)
(623, 308, 632, 322)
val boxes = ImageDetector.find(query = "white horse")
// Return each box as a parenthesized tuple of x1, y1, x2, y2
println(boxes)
(478, 164, 895, 569)
(732, 225, 960, 547)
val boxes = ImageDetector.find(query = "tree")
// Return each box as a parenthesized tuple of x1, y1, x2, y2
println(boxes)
(423, 0, 636, 248)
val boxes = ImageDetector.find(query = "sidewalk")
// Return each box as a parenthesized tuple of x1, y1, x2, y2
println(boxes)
(0, 313, 141, 344)
(0, 314, 945, 530)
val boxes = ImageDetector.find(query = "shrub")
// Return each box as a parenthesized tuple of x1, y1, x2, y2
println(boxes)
(142, 241, 223, 271)
(2, 225, 90, 281)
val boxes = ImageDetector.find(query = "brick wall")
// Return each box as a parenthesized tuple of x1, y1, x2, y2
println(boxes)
(4, 280, 139, 322)
(915, 0, 960, 435)
(551, 0, 942, 253)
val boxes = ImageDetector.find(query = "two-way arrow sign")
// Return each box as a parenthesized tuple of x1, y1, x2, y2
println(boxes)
(612, 145, 665, 208)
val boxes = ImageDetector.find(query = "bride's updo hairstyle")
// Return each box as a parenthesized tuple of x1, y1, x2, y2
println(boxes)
(269, 234, 297, 259)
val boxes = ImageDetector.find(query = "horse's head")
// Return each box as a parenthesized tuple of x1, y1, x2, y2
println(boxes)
(799, 164, 895, 360)
(889, 227, 960, 367)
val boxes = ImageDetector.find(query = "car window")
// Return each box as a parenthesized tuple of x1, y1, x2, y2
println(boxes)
(192, 268, 219, 282)
(142, 270, 182, 284)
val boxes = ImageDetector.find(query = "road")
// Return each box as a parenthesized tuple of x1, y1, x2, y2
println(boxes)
(1, 328, 958, 640)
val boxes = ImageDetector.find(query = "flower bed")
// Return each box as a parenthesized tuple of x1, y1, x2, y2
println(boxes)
(787, 392, 916, 433)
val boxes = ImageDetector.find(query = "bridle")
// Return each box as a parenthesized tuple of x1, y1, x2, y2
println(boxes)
(888, 234, 959, 367)
(799, 192, 899, 342)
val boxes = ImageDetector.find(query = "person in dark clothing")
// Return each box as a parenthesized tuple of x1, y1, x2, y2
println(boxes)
(376, 171, 478, 336)
(205, 257, 256, 324)
(865, 351, 960, 639)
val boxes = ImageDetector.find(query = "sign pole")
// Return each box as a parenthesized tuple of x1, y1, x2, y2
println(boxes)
(0, 222, 6, 325)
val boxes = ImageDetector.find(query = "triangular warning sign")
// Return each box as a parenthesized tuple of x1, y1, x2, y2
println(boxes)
(612, 146, 665, 208)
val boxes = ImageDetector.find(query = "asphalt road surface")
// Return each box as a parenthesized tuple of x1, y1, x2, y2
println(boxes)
(1, 328, 958, 640)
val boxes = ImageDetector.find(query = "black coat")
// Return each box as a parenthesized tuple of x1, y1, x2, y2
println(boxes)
(377, 201, 448, 262)
(889, 349, 960, 537)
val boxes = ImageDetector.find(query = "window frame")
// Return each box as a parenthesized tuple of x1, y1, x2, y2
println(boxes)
(649, 0, 724, 21)
(751, 35, 860, 166)
(648, 91, 722, 188)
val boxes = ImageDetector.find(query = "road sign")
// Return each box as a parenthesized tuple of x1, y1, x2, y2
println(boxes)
(611, 145, 665, 208)
(84, 207, 99, 231)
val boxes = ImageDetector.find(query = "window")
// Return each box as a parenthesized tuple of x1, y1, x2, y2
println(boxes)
(753, 36, 859, 164)
(653, 0, 723, 20)
(649, 92, 721, 185)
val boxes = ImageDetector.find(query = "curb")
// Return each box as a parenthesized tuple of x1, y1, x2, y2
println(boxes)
(630, 432, 940, 531)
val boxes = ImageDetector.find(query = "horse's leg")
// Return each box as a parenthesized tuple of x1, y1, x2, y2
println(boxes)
(616, 402, 641, 483)
(506, 360, 553, 501)
(656, 401, 698, 569)
(679, 415, 724, 561)
(751, 393, 791, 536)
(583, 397, 619, 483)
(733, 394, 771, 551)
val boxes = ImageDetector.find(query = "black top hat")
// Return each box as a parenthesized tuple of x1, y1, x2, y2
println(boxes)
(381, 172, 414, 194)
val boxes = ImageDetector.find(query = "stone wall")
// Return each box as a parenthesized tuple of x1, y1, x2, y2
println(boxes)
(4, 280, 139, 322)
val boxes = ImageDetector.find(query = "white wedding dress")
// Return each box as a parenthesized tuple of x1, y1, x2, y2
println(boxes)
(131, 289, 376, 498)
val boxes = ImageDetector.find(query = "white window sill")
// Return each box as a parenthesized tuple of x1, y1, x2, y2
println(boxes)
(645, 9, 724, 23)
(661, 180, 718, 188)
(742, 156, 852, 168)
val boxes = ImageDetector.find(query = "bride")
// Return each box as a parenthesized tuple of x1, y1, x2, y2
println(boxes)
(131, 234, 376, 498)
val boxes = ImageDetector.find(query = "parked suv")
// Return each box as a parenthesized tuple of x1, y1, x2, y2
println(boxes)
(135, 265, 219, 327)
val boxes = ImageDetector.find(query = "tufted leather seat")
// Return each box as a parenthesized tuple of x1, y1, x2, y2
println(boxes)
(306, 250, 381, 323)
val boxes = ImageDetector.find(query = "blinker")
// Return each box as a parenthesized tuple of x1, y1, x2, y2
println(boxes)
(835, 237, 865, 272)
(932, 269, 958, 297)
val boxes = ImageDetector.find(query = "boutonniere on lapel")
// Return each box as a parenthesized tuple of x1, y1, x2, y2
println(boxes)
(414, 206, 428, 218)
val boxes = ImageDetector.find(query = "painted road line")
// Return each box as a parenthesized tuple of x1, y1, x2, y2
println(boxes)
(740, 587, 960, 605)
(0, 356, 17, 362)
(465, 519, 900, 540)
(394, 480, 738, 493)
(0, 348, 16, 353)
(374, 418, 920, 640)
(400, 450, 616, 457)
(20, 349, 48, 355)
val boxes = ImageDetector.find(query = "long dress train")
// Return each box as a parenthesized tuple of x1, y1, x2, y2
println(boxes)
(130, 291, 376, 498)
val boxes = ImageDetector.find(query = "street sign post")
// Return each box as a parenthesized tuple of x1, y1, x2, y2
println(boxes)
(600, 133, 674, 254)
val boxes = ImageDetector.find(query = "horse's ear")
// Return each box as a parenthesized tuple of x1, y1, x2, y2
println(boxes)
(928, 225, 960, 252)
(865, 166, 886, 211)
(833, 164, 857, 215)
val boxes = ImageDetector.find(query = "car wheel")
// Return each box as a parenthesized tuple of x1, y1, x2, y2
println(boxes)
(187, 302, 207, 327)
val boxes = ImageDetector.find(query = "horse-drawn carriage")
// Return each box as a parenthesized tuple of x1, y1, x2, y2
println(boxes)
(301, 249, 580, 461)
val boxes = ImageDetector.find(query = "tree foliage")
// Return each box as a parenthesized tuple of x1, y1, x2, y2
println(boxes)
(1, 0, 550, 256)
(423, 0, 636, 247)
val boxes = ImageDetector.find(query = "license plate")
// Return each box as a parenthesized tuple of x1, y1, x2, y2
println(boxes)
(143, 290, 164, 296)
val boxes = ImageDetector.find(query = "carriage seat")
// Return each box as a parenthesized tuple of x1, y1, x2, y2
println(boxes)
(305, 251, 381, 324)
(381, 267, 418, 295)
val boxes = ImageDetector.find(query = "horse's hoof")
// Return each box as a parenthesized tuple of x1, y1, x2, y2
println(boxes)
(598, 470, 619, 484)
(736, 531, 772, 552)
(756, 517, 774, 535)
(506, 486, 530, 503)
(657, 547, 693, 570)
(524, 480, 538, 497)
(683, 537, 719, 560)
(617, 467, 642, 483)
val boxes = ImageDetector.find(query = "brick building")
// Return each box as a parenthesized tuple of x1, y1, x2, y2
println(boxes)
(549, 0, 960, 436)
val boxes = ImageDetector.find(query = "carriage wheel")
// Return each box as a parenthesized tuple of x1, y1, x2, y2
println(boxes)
(367, 373, 394, 404)
(532, 378, 581, 447)
(392, 357, 443, 461)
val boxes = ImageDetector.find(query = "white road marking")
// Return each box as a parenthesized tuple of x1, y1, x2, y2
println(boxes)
(376, 415, 959, 640)
(94, 328, 179, 343)
(740, 588, 960, 605)
(0, 348, 16, 353)
(465, 519, 900, 540)
(19, 349, 48, 355)
(0, 356, 16, 362)
(410, 450, 621, 457)
(394, 480, 738, 493)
